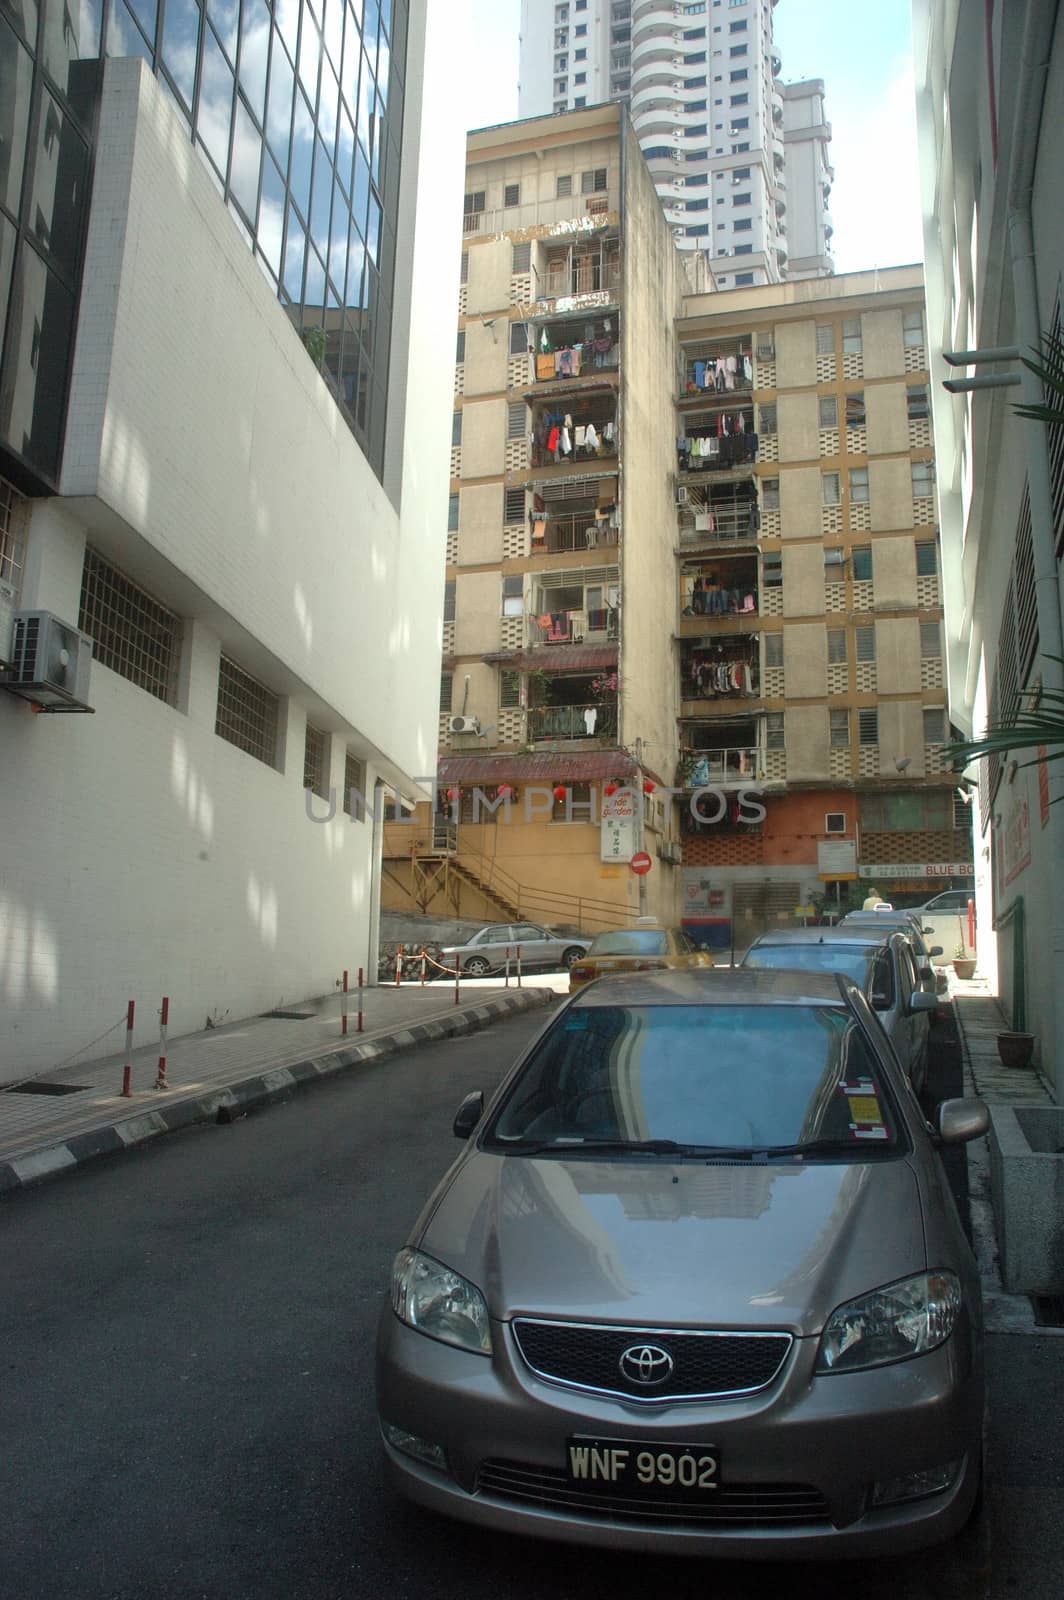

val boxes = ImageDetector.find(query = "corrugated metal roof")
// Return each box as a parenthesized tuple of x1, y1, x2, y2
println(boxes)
(501, 644, 618, 672)
(438, 750, 638, 784)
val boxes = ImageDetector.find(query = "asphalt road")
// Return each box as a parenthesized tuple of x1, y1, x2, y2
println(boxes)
(0, 1007, 989, 1600)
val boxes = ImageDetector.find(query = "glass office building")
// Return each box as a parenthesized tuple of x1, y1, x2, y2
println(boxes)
(0, 0, 406, 491)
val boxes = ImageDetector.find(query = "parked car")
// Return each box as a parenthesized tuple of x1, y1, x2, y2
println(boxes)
(740, 927, 938, 1093)
(568, 925, 714, 991)
(440, 923, 590, 977)
(913, 890, 974, 914)
(840, 909, 947, 988)
(376, 968, 988, 1559)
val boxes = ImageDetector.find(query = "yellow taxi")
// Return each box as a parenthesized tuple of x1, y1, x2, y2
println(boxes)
(568, 924, 715, 992)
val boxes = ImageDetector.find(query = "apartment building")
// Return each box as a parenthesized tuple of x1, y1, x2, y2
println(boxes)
(781, 79, 834, 280)
(0, 2, 462, 1077)
(517, 0, 833, 289)
(382, 103, 691, 931)
(673, 266, 967, 949)
(913, 0, 1064, 1089)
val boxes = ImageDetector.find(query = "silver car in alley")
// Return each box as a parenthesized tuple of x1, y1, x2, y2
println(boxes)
(376, 969, 988, 1559)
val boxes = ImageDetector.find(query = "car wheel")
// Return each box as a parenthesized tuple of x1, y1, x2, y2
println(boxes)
(562, 946, 585, 969)
(464, 956, 492, 977)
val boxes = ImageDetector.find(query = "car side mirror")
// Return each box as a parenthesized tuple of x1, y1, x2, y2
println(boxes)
(453, 1090, 484, 1139)
(908, 991, 939, 1016)
(929, 945, 943, 958)
(937, 1097, 989, 1144)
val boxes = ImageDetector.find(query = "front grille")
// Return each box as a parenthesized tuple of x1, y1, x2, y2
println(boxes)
(512, 1318, 791, 1401)
(476, 1460, 830, 1527)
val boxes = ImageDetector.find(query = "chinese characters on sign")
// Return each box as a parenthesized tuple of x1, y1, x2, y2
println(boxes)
(600, 787, 638, 863)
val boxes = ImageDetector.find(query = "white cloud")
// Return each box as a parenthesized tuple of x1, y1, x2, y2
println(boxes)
(829, 56, 924, 273)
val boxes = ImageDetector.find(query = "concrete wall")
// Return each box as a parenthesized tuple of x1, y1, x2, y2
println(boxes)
(0, 33, 462, 1078)
(871, 535, 918, 608)
(781, 544, 824, 616)
(778, 393, 819, 463)
(774, 319, 816, 389)
(784, 622, 827, 697)
(865, 383, 909, 455)
(779, 466, 821, 537)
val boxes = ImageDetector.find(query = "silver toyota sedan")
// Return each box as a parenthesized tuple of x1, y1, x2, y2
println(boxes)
(376, 969, 988, 1559)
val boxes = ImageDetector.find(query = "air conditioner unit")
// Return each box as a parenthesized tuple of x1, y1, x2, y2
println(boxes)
(1, 610, 94, 712)
(448, 714, 481, 735)
(675, 486, 689, 506)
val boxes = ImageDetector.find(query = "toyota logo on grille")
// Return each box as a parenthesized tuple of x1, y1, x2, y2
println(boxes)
(619, 1343, 674, 1386)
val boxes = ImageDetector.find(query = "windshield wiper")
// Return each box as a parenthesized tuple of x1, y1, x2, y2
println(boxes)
(492, 1137, 760, 1158)
(750, 1137, 893, 1160)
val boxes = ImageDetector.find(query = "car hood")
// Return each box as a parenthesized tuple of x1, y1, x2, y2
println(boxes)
(418, 1152, 926, 1336)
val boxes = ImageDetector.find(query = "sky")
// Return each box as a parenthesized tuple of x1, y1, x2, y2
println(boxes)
(465, 0, 923, 276)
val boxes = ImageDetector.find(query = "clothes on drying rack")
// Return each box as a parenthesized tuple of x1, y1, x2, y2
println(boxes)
(688, 656, 755, 696)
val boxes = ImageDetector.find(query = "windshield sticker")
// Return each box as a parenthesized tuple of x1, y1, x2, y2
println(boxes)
(838, 1074, 887, 1139)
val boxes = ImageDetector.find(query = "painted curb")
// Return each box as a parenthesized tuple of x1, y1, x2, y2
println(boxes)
(0, 989, 557, 1195)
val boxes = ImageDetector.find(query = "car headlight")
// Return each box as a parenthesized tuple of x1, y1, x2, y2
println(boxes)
(390, 1247, 492, 1355)
(816, 1271, 961, 1374)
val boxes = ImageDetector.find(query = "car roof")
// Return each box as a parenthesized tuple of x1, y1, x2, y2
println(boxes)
(747, 927, 887, 948)
(571, 968, 851, 1008)
(842, 911, 924, 929)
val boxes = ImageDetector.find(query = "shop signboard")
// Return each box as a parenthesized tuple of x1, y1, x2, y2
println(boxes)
(600, 787, 637, 863)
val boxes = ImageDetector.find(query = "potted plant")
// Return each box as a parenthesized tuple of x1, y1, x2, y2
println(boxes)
(997, 1030, 1036, 1069)
(952, 945, 976, 981)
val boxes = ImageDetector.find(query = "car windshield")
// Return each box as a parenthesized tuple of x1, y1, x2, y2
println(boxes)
(587, 930, 669, 956)
(486, 1003, 901, 1157)
(743, 944, 879, 984)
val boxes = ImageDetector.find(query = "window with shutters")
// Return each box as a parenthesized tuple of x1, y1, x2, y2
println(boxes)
(447, 493, 459, 532)
(852, 544, 873, 580)
(855, 625, 875, 661)
(818, 396, 838, 428)
(464, 190, 485, 219)
(557, 174, 572, 197)
(765, 712, 785, 749)
(923, 708, 946, 743)
(440, 673, 453, 713)
(507, 402, 526, 440)
(920, 621, 941, 658)
(504, 487, 525, 521)
(827, 628, 847, 664)
(915, 539, 937, 576)
(443, 581, 456, 622)
(581, 168, 608, 193)
(512, 241, 531, 273)
(765, 632, 783, 667)
(500, 669, 521, 708)
(858, 707, 878, 745)
(849, 468, 869, 503)
(815, 324, 834, 354)
(842, 318, 862, 354)
(907, 383, 930, 419)
(460, 251, 468, 284)
(830, 709, 850, 746)
(846, 391, 866, 427)
(504, 183, 520, 207)
(822, 472, 841, 505)
(502, 575, 524, 617)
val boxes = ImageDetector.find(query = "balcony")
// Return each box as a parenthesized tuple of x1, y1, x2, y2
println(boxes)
(679, 555, 759, 635)
(677, 409, 758, 479)
(677, 336, 754, 402)
(526, 315, 620, 394)
(532, 510, 620, 556)
(528, 702, 618, 742)
(677, 482, 760, 548)
(513, 400, 619, 487)
(677, 746, 765, 787)
(532, 241, 622, 308)
(527, 604, 619, 645)
(681, 637, 760, 712)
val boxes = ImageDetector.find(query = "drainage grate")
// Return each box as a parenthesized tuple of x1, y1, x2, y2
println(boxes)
(3, 1081, 91, 1096)
(1032, 1296, 1064, 1328)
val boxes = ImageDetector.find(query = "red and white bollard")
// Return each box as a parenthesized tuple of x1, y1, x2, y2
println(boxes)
(516, 944, 523, 988)
(504, 946, 511, 988)
(121, 1000, 135, 1097)
(155, 996, 169, 1091)
(395, 943, 404, 987)
(357, 966, 364, 1033)
(341, 969, 349, 1036)
(967, 898, 976, 951)
(420, 947, 427, 986)
(454, 960, 460, 1007)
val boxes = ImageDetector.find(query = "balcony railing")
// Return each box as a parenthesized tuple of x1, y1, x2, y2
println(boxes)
(533, 513, 620, 554)
(528, 703, 617, 741)
(531, 423, 618, 468)
(531, 341, 619, 384)
(679, 501, 760, 543)
(679, 353, 753, 397)
(527, 608, 619, 644)
(534, 247, 622, 301)
(678, 748, 764, 786)
(681, 580, 758, 617)
(677, 433, 758, 474)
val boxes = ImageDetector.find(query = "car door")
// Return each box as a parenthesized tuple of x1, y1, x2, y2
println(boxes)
(511, 923, 550, 968)
(478, 925, 513, 968)
(896, 939, 929, 1085)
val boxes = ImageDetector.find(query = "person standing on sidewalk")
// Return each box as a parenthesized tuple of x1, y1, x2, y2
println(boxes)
(862, 887, 884, 910)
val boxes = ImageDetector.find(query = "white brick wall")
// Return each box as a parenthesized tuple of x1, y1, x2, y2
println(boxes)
(0, 46, 463, 1080)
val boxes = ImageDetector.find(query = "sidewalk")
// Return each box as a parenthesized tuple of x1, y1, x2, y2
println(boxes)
(0, 977, 562, 1194)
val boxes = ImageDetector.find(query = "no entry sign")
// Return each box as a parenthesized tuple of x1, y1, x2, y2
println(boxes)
(630, 851, 652, 875)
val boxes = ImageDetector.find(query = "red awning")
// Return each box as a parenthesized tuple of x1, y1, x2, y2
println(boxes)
(494, 644, 619, 673)
(437, 750, 638, 784)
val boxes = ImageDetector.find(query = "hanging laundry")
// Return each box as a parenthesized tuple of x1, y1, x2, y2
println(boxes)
(583, 707, 598, 735)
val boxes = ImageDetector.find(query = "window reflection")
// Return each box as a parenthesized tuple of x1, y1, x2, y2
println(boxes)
(258, 153, 285, 274)
(160, 0, 199, 109)
(230, 96, 261, 223)
(309, 131, 330, 256)
(266, 37, 293, 168)
(296, 10, 319, 105)
(106, 1, 153, 63)
(282, 202, 305, 298)
(0, 240, 74, 480)
(29, 88, 88, 277)
(0, 21, 33, 216)
(238, 0, 269, 119)
(288, 88, 313, 218)
(126, 0, 157, 52)
(206, 0, 238, 61)
(199, 22, 234, 176)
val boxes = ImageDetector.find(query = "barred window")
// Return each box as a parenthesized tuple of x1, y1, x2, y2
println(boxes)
(512, 241, 531, 274)
(581, 167, 607, 193)
(923, 708, 946, 743)
(504, 182, 520, 207)
(460, 251, 468, 284)
(440, 672, 453, 713)
(0, 477, 27, 596)
(448, 493, 459, 532)
(818, 395, 838, 428)
(815, 324, 834, 355)
(343, 749, 366, 818)
(556, 174, 572, 197)
(852, 544, 873, 580)
(79, 547, 181, 704)
(911, 460, 935, 496)
(907, 383, 930, 419)
(1014, 486, 1039, 682)
(845, 391, 866, 427)
(504, 487, 525, 521)
(765, 712, 785, 749)
(507, 402, 527, 440)
(443, 580, 456, 622)
(304, 722, 327, 796)
(920, 621, 941, 658)
(849, 467, 869, 503)
(855, 625, 876, 662)
(842, 318, 862, 354)
(762, 477, 780, 511)
(500, 669, 521, 708)
(858, 707, 878, 745)
(827, 628, 847, 663)
(455, 329, 465, 364)
(822, 472, 841, 505)
(830, 709, 850, 746)
(759, 403, 777, 435)
(215, 656, 280, 768)
(764, 632, 783, 667)
(915, 539, 937, 575)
